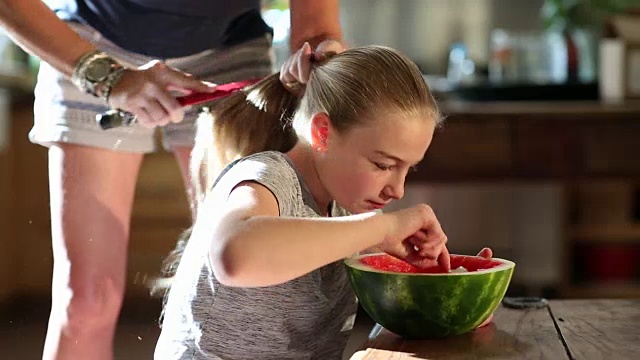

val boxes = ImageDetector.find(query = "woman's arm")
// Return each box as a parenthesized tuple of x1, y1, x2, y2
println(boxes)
(279, 0, 345, 89)
(203, 181, 389, 287)
(0, 0, 215, 127)
(288, 0, 344, 50)
(0, 0, 95, 77)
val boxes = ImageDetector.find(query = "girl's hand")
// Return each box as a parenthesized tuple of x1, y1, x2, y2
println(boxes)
(475, 247, 495, 328)
(380, 204, 450, 271)
(279, 39, 346, 94)
(108, 60, 217, 128)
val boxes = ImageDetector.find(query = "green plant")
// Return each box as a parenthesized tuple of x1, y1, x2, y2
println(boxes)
(541, 0, 639, 31)
(262, 0, 289, 11)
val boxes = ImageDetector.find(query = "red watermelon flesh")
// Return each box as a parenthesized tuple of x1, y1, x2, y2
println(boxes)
(360, 254, 503, 273)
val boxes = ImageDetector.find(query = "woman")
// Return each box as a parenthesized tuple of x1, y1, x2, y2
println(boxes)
(0, 1, 345, 359)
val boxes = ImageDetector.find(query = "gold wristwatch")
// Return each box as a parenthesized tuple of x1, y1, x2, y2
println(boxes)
(72, 50, 125, 102)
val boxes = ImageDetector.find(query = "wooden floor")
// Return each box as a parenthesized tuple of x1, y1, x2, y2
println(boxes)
(0, 296, 375, 360)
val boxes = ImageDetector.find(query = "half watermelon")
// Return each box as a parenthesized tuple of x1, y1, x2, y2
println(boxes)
(345, 253, 515, 339)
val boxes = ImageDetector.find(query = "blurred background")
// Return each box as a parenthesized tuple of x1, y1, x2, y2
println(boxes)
(1, 0, 640, 358)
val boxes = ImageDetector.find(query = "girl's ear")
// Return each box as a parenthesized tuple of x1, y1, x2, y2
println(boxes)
(310, 113, 331, 152)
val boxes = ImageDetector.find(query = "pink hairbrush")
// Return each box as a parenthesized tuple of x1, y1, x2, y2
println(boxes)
(97, 77, 263, 130)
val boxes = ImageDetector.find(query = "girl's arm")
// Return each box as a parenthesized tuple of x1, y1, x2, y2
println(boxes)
(202, 181, 390, 287)
(0, 0, 96, 77)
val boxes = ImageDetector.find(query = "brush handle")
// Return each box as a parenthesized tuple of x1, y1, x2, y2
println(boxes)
(96, 78, 262, 130)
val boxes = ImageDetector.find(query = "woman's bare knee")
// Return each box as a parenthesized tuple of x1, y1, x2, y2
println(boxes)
(52, 274, 123, 336)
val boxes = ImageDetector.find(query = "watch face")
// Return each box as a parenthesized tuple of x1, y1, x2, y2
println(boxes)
(86, 58, 112, 82)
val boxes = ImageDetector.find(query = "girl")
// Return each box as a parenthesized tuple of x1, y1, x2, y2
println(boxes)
(155, 45, 488, 359)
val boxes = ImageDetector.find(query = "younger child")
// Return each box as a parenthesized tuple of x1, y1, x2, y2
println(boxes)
(155, 45, 489, 359)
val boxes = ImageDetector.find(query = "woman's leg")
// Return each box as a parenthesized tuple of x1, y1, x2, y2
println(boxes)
(28, 22, 167, 360)
(43, 143, 144, 360)
(172, 146, 196, 220)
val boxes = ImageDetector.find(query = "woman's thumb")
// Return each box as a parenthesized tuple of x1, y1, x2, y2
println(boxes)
(166, 68, 217, 93)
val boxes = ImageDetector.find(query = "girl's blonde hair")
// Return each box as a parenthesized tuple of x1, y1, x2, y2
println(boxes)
(192, 45, 442, 204)
(155, 45, 442, 311)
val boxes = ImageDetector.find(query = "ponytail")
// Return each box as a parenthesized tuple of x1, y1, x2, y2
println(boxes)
(192, 73, 299, 203)
(154, 73, 300, 321)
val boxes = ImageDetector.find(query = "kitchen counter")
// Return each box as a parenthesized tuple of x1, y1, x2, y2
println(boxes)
(410, 99, 640, 183)
(439, 99, 640, 118)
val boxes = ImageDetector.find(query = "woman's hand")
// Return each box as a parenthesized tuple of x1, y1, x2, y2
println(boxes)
(279, 39, 346, 94)
(380, 204, 451, 271)
(108, 60, 217, 128)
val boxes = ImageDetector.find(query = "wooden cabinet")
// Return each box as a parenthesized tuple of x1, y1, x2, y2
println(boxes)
(0, 91, 16, 302)
(418, 119, 512, 178)
(0, 94, 48, 301)
(409, 100, 640, 298)
(2, 97, 639, 303)
(0, 95, 192, 302)
(128, 151, 192, 297)
(566, 179, 640, 298)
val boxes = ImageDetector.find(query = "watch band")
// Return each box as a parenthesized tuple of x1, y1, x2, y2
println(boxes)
(71, 50, 125, 102)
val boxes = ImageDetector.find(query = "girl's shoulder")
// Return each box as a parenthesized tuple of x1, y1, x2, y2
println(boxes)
(212, 151, 292, 188)
(240, 151, 290, 165)
(212, 151, 300, 213)
(232, 151, 294, 181)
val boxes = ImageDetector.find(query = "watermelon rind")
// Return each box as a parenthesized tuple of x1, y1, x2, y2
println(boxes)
(344, 253, 515, 339)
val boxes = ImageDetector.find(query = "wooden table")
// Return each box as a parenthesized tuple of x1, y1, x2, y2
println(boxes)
(350, 299, 640, 360)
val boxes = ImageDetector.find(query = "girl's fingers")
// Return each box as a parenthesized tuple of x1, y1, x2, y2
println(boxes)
(477, 247, 493, 259)
(437, 245, 451, 272)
